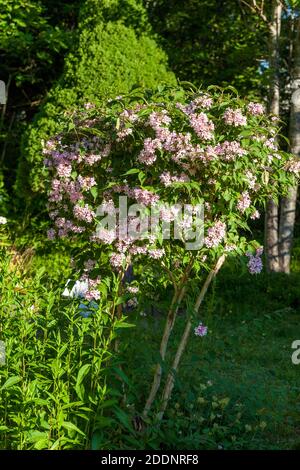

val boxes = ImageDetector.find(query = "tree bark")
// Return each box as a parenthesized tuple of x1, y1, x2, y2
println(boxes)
(157, 255, 226, 422)
(142, 259, 194, 418)
(278, 16, 300, 273)
(265, 0, 282, 272)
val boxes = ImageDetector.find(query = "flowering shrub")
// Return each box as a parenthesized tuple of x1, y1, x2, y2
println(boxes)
(44, 84, 298, 419)
(16, 0, 176, 206)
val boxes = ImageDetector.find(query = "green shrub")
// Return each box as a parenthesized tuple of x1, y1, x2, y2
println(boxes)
(0, 248, 123, 449)
(16, 0, 176, 210)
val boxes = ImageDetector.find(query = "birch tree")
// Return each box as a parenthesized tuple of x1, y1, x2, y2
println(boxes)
(278, 14, 300, 273)
(240, 1, 300, 273)
(265, 0, 282, 272)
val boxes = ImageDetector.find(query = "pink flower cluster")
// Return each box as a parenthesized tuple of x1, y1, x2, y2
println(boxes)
(224, 108, 247, 126)
(247, 102, 265, 116)
(189, 112, 214, 140)
(237, 191, 251, 213)
(77, 176, 97, 190)
(246, 247, 263, 274)
(205, 221, 226, 248)
(159, 171, 190, 186)
(92, 228, 116, 244)
(44, 133, 113, 239)
(110, 253, 126, 269)
(285, 159, 300, 174)
(73, 204, 95, 223)
(127, 285, 139, 294)
(245, 171, 259, 190)
(205, 141, 246, 162)
(148, 248, 165, 259)
(176, 94, 213, 115)
(138, 138, 162, 166)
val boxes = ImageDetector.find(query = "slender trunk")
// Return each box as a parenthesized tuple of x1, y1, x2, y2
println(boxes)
(157, 255, 226, 422)
(278, 17, 300, 273)
(142, 259, 193, 418)
(265, 1, 282, 272)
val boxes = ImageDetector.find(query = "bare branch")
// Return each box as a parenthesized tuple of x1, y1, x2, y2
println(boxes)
(240, 0, 269, 24)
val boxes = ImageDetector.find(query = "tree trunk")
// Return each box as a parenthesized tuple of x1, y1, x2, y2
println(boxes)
(142, 258, 194, 418)
(278, 17, 300, 273)
(265, 0, 282, 272)
(157, 255, 226, 422)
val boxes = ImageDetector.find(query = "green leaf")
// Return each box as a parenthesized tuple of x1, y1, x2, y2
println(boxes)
(114, 320, 135, 329)
(90, 186, 98, 199)
(94, 415, 115, 428)
(61, 421, 86, 436)
(113, 407, 133, 433)
(1, 376, 21, 390)
(75, 364, 91, 400)
(122, 168, 140, 176)
(91, 430, 105, 449)
(76, 364, 91, 388)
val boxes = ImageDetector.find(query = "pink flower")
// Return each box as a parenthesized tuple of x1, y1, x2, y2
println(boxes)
(225, 244, 237, 252)
(246, 251, 263, 274)
(204, 221, 226, 248)
(84, 102, 95, 109)
(285, 159, 300, 174)
(127, 286, 139, 294)
(85, 289, 101, 301)
(129, 245, 148, 255)
(237, 191, 251, 213)
(264, 138, 278, 151)
(110, 253, 126, 268)
(138, 138, 162, 166)
(159, 171, 173, 187)
(84, 259, 96, 271)
(92, 228, 116, 244)
(127, 297, 138, 308)
(194, 322, 208, 337)
(99, 199, 116, 215)
(117, 128, 133, 141)
(224, 108, 247, 126)
(250, 210, 260, 220)
(148, 110, 171, 131)
(73, 204, 95, 223)
(214, 141, 246, 161)
(247, 102, 264, 115)
(189, 112, 214, 140)
(77, 176, 97, 190)
(148, 248, 165, 259)
(47, 228, 56, 240)
(160, 206, 175, 222)
(131, 188, 159, 206)
(56, 163, 72, 178)
(245, 170, 257, 189)
(193, 95, 213, 109)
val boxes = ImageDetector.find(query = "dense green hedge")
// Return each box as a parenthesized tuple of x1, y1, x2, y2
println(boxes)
(16, 0, 176, 209)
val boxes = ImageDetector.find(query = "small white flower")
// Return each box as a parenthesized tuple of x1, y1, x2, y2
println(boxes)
(62, 279, 89, 298)
(0, 216, 7, 225)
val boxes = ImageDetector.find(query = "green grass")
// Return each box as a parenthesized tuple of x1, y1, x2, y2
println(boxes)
(117, 267, 300, 449)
